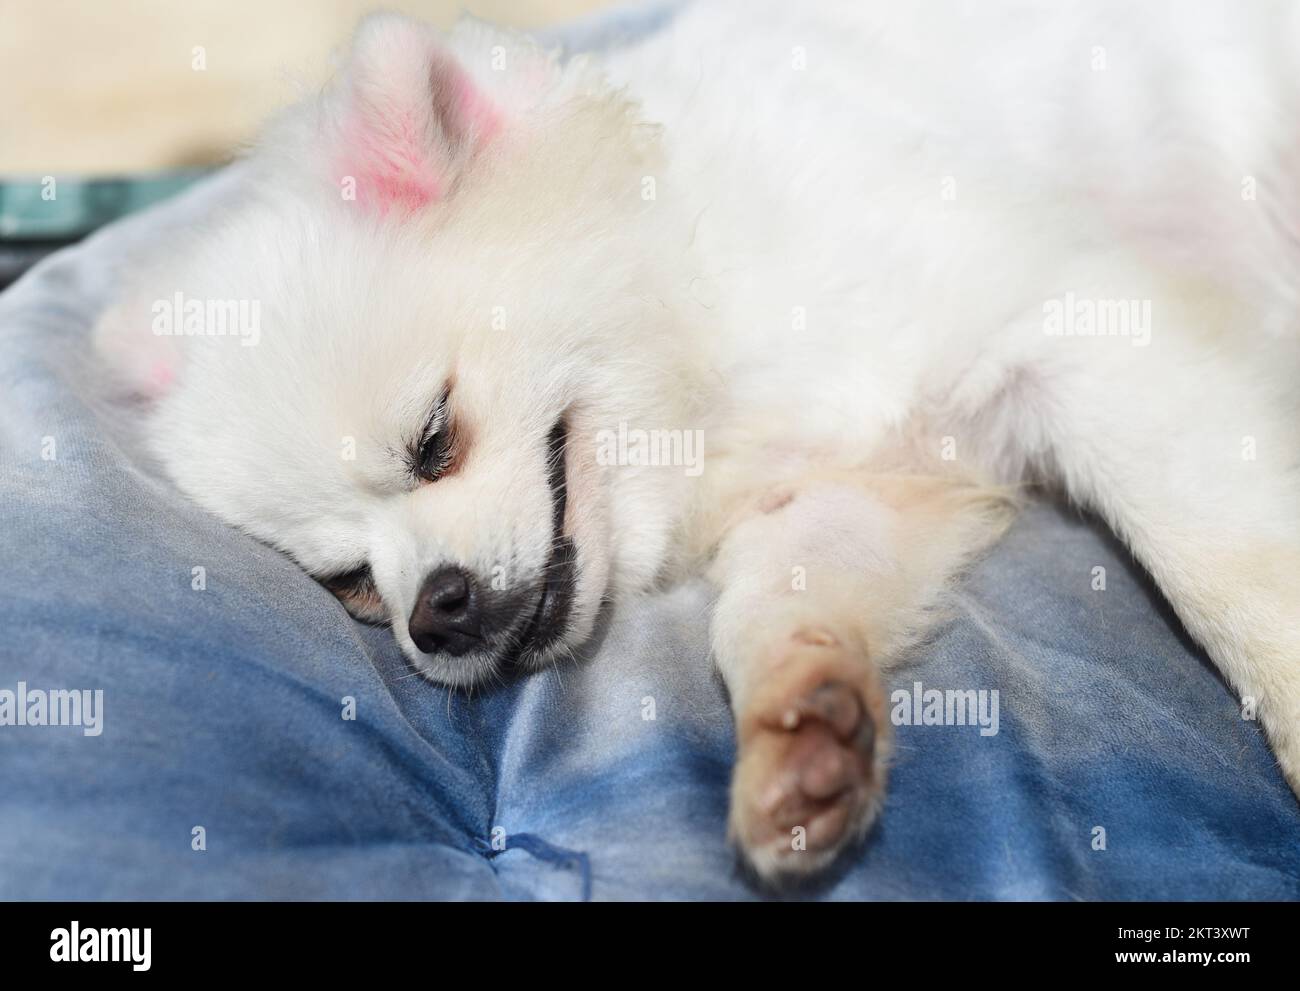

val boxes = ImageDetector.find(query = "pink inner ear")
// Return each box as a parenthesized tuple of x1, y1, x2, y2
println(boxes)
(148, 358, 176, 392)
(344, 110, 446, 212)
(340, 50, 500, 214)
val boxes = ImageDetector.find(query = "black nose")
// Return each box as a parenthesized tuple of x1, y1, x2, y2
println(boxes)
(408, 566, 483, 656)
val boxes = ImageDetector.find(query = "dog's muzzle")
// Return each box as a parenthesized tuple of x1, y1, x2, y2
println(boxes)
(407, 417, 576, 666)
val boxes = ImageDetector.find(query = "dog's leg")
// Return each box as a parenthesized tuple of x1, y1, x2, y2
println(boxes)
(707, 474, 1013, 884)
(1042, 325, 1300, 798)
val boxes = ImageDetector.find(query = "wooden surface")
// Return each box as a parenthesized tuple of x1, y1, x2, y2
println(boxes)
(0, 0, 611, 175)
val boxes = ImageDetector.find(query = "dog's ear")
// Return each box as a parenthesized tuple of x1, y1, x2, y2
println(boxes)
(93, 289, 183, 400)
(329, 13, 500, 213)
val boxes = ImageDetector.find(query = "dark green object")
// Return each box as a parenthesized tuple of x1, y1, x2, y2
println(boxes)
(0, 170, 211, 289)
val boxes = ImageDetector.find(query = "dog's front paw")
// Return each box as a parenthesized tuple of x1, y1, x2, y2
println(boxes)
(729, 630, 888, 887)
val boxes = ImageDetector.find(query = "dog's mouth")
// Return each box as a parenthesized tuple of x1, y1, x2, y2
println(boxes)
(511, 418, 576, 664)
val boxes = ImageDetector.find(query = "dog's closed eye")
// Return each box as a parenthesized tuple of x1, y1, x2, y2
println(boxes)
(321, 564, 388, 624)
(410, 387, 461, 483)
(416, 427, 452, 482)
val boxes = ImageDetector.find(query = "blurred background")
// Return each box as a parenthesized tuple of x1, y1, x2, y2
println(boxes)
(0, 0, 613, 173)
(0, 0, 615, 283)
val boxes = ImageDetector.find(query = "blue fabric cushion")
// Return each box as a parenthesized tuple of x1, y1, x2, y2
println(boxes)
(1, 8, 1298, 901)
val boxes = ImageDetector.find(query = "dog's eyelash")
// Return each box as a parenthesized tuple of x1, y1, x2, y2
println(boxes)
(411, 388, 453, 483)
(416, 431, 453, 481)
(321, 563, 374, 594)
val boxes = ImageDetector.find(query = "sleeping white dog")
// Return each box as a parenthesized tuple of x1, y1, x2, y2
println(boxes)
(97, 0, 1300, 884)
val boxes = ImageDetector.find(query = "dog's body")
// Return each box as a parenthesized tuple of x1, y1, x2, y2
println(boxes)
(97, 0, 1300, 884)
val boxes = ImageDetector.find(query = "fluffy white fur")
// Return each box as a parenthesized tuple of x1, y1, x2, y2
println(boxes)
(96, 0, 1300, 885)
